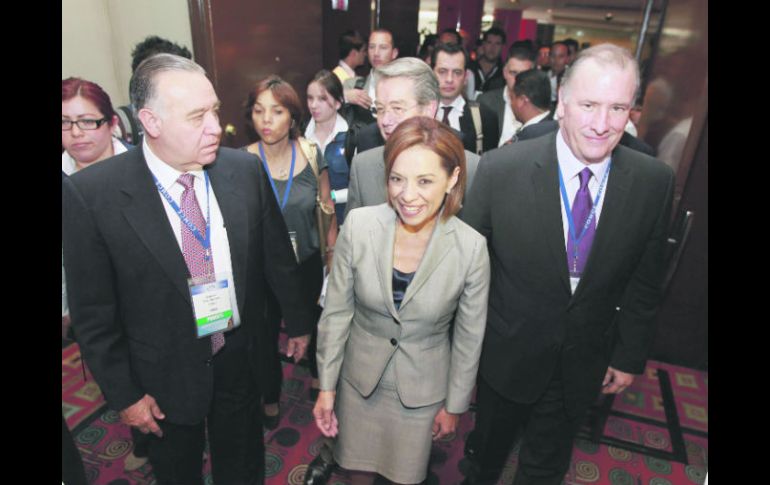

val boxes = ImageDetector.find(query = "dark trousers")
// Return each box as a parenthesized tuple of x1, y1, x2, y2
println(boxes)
(470, 370, 584, 485)
(62, 415, 88, 485)
(130, 425, 150, 457)
(146, 341, 264, 485)
(264, 251, 323, 403)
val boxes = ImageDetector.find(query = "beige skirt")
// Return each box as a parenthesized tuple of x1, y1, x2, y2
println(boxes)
(333, 357, 442, 484)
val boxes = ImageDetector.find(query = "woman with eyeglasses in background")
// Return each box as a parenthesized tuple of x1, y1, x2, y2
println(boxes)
(62, 77, 129, 174)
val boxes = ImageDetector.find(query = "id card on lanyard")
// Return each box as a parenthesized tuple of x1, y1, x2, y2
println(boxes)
(153, 171, 240, 337)
(189, 274, 237, 338)
(557, 161, 611, 293)
(259, 141, 300, 262)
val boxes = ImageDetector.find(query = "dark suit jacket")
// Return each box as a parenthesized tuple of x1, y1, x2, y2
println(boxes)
(62, 147, 312, 425)
(458, 102, 500, 153)
(515, 119, 656, 157)
(352, 122, 384, 155)
(461, 132, 674, 417)
(477, 88, 506, 138)
(469, 59, 506, 93)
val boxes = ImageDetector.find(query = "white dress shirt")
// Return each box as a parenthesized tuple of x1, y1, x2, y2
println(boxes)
(498, 88, 523, 147)
(61, 137, 128, 175)
(435, 96, 465, 132)
(338, 60, 356, 79)
(304, 113, 349, 153)
(549, 70, 560, 103)
(143, 141, 241, 321)
(366, 72, 377, 109)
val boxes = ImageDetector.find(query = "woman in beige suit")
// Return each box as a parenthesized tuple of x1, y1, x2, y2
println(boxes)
(313, 116, 491, 484)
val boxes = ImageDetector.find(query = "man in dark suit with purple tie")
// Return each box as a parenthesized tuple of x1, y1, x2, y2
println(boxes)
(461, 44, 675, 485)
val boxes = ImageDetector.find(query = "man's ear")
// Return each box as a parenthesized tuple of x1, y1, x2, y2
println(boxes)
(138, 108, 161, 138)
(424, 100, 438, 118)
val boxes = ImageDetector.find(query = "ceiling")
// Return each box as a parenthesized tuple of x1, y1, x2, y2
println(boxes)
(419, 0, 664, 31)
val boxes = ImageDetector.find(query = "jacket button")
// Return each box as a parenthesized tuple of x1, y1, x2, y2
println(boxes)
(390, 338, 397, 346)
(205, 358, 213, 366)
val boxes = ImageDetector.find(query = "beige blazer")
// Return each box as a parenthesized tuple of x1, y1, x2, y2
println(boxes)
(317, 203, 490, 412)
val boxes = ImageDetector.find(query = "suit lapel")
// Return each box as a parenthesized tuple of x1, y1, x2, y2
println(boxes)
(399, 216, 454, 311)
(206, 160, 248, 315)
(531, 135, 571, 295)
(371, 209, 399, 318)
(119, 153, 192, 304)
(459, 104, 473, 141)
(495, 92, 506, 137)
(569, 150, 632, 303)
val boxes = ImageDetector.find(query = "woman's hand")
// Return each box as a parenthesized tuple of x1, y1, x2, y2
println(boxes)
(432, 407, 459, 441)
(313, 390, 339, 437)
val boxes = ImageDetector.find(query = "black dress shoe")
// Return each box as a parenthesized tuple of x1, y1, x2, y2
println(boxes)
(464, 430, 478, 459)
(303, 454, 335, 485)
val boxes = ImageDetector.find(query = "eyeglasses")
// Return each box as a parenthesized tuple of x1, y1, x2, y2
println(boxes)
(62, 118, 110, 131)
(373, 103, 420, 118)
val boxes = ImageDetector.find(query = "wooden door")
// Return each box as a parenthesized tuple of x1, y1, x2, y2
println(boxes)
(188, 0, 323, 148)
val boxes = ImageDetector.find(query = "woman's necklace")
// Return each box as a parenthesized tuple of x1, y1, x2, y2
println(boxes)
(261, 142, 293, 179)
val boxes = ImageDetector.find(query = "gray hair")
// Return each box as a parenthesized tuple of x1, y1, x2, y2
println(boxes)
(375, 57, 439, 106)
(560, 43, 640, 103)
(129, 53, 207, 111)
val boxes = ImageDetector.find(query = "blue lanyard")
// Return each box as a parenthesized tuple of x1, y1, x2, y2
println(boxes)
(258, 141, 296, 211)
(557, 161, 611, 255)
(153, 171, 212, 260)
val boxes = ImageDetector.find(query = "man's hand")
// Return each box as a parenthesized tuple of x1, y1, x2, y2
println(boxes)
(344, 88, 372, 110)
(120, 394, 165, 437)
(313, 390, 339, 437)
(602, 366, 635, 394)
(432, 407, 459, 441)
(286, 334, 310, 363)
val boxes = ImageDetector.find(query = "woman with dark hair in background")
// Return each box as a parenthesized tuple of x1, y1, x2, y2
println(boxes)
(243, 75, 335, 429)
(305, 70, 351, 227)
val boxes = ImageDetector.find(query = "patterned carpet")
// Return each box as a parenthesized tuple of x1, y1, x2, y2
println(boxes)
(62, 342, 708, 485)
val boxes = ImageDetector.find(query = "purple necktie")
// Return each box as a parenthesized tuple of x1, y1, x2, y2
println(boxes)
(441, 106, 452, 125)
(566, 167, 596, 276)
(178, 174, 225, 354)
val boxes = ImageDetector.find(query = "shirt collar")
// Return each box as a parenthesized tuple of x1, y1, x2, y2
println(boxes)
(521, 110, 550, 130)
(61, 137, 129, 175)
(339, 60, 356, 78)
(143, 139, 204, 191)
(439, 95, 466, 112)
(304, 114, 349, 148)
(556, 128, 611, 183)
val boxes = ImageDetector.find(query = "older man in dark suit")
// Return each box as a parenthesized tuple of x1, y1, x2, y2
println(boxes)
(63, 54, 311, 485)
(461, 44, 675, 485)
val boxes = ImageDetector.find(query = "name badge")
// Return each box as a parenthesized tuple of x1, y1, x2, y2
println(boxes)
(189, 273, 239, 338)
